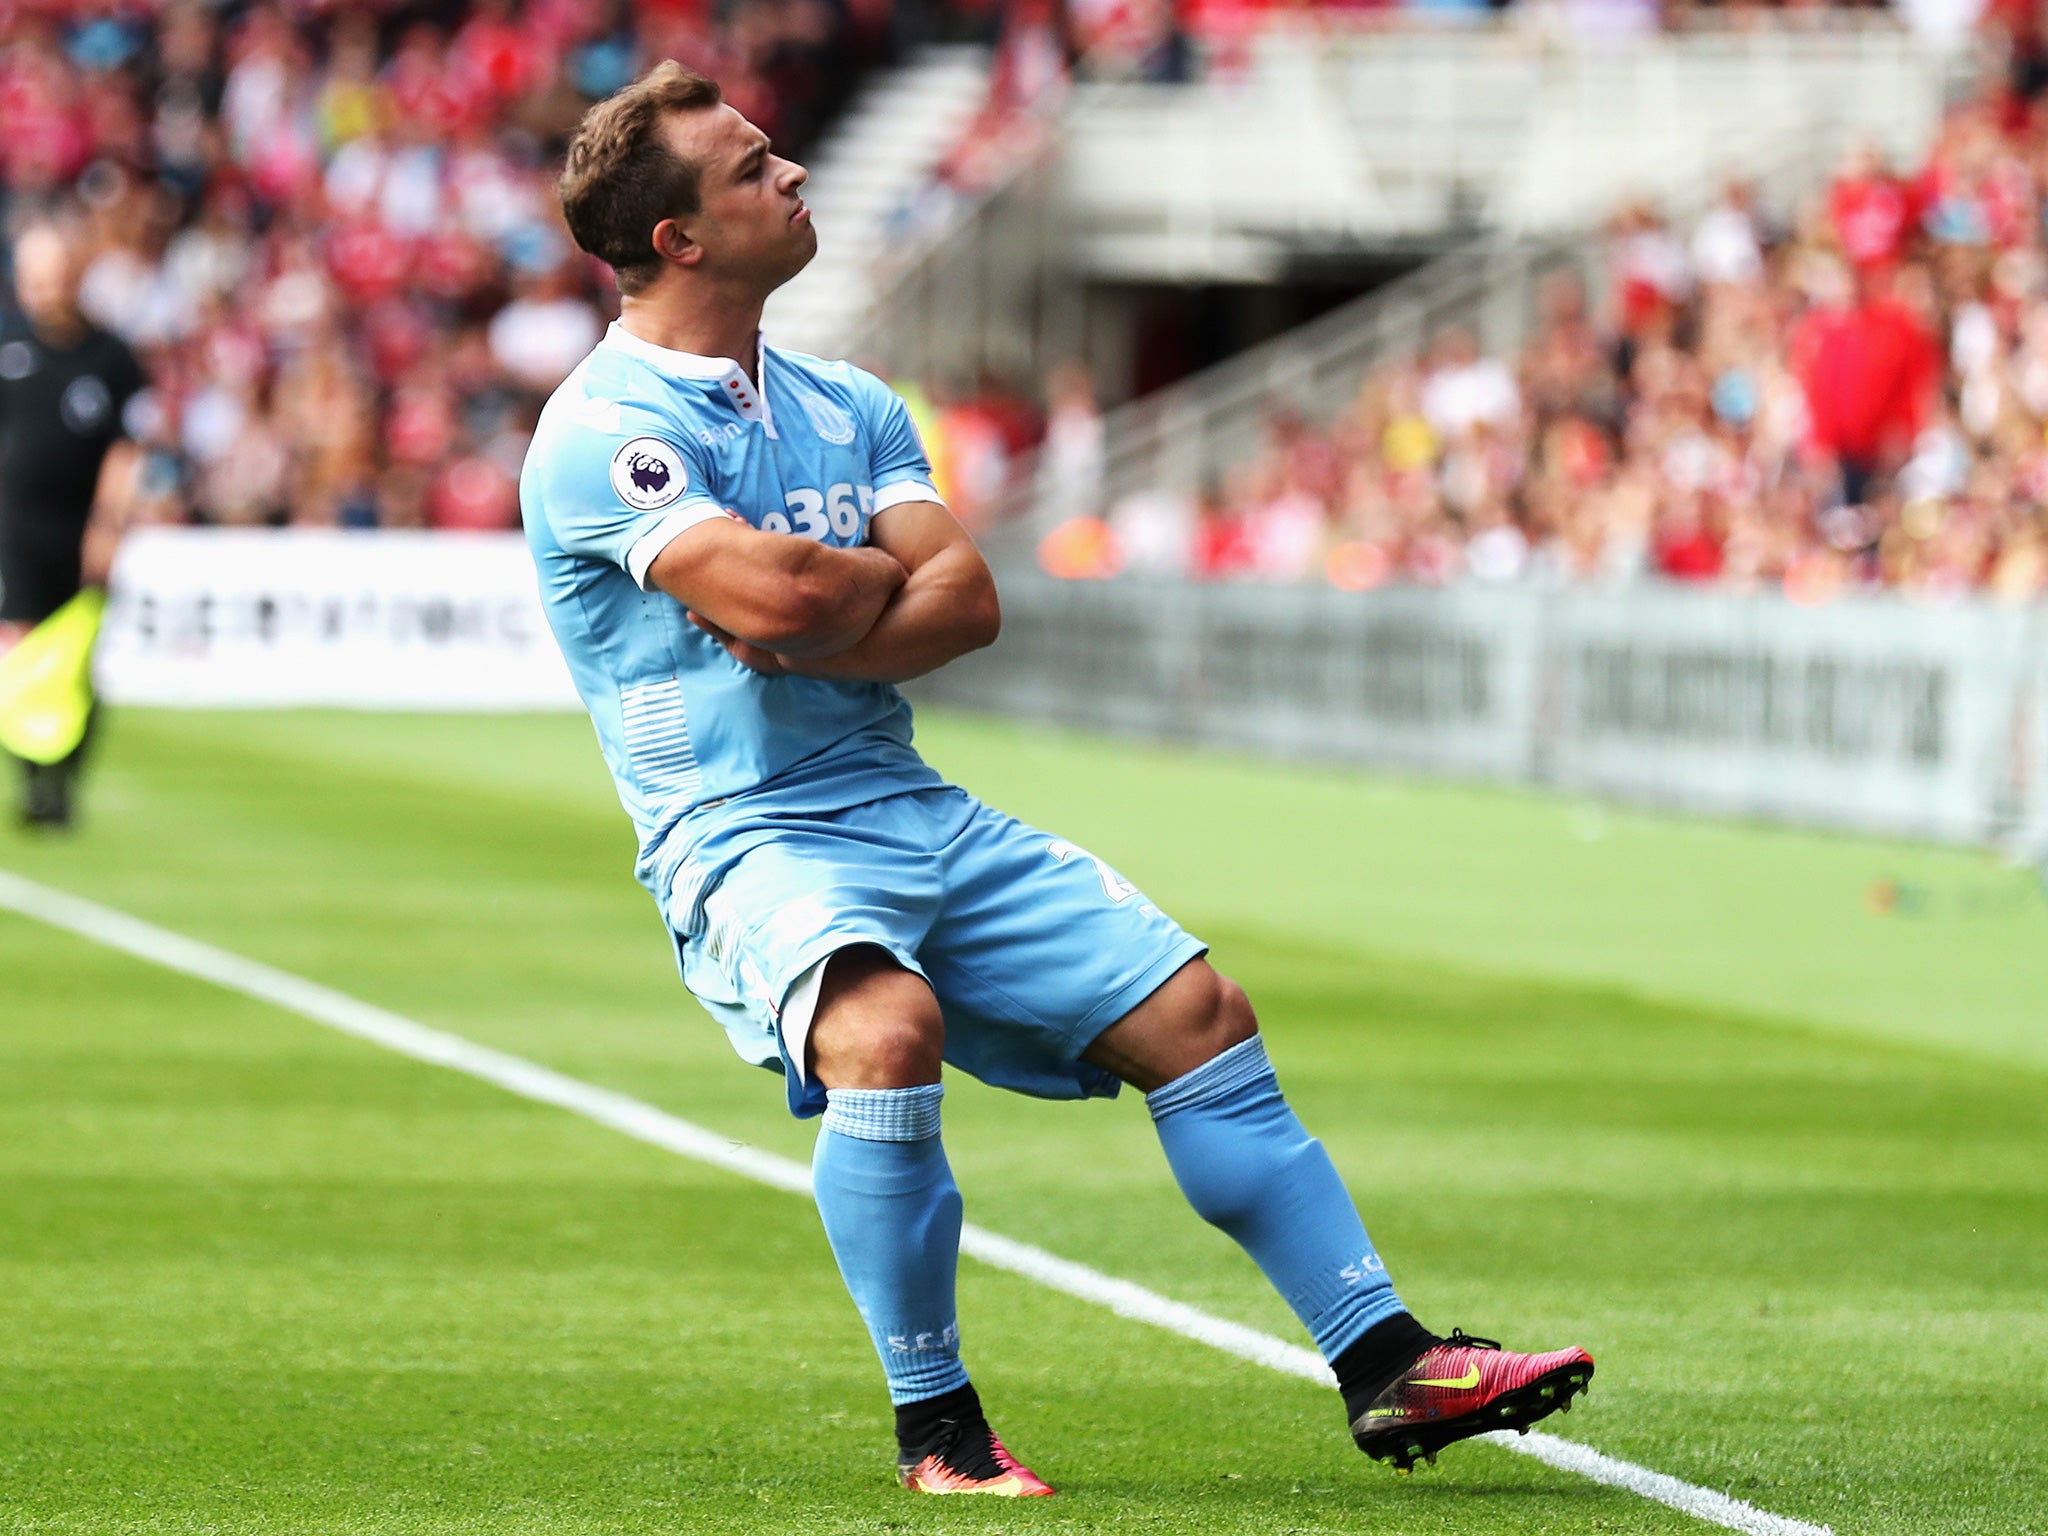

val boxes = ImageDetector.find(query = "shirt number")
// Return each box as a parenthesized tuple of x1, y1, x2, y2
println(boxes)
(1048, 840, 1139, 904)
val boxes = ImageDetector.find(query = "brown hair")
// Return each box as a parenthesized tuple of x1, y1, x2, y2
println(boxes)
(558, 63, 723, 295)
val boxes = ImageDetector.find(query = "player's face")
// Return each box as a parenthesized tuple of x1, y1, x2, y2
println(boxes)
(667, 105, 815, 289)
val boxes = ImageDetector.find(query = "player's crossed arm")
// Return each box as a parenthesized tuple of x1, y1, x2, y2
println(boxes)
(647, 514, 908, 661)
(757, 500, 999, 683)
(655, 500, 1000, 683)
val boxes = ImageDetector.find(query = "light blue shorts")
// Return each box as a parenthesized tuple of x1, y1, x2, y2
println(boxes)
(671, 786, 1207, 1117)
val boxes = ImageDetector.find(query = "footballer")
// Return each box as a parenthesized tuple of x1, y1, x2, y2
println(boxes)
(520, 62, 1593, 1495)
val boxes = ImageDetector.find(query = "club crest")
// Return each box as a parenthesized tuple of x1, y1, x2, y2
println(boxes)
(799, 392, 857, 446)
(609, 436, 687, 511)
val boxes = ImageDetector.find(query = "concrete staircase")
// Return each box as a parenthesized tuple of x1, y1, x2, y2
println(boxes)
(762, 45, 993, 361)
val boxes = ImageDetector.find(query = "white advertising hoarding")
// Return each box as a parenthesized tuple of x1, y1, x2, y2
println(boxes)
(1539, 590, 2033, 845)
(92, 530, 2046, 846)
(98, 528, 580, 710)
(2024, 617, 2048, 859)
(922, 574, 1543, 780)
(929, 567, 2044, 846)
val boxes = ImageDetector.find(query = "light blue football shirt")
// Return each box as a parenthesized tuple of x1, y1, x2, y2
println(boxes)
(520, 321, 947, 924)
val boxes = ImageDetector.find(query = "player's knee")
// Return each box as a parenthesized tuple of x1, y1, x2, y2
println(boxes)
(1084, 959, 1260, 1091)
(1194, 971, 1259, 1065)
(855, 1009, 944, 1086)
(810, 947, 945, 1088)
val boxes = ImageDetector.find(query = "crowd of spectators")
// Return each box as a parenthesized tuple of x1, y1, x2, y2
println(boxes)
(0, 0, 888, 532)
(11, 0, 2040, 602)
(1049, 90, 2048, 602)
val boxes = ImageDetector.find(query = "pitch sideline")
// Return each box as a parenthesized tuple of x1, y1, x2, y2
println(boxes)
(0, 867, 1830, 1536)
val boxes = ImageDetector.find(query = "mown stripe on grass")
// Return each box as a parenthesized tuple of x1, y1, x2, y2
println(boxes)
(0, 867, 1829, 1536)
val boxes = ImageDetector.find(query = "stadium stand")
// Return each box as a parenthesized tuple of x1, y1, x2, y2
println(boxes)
(1032, 97, 2048, 600)
(5, 0, 2029, 604)
(1056, 23, 1943, 268)
(1004, 4, 2048, 602)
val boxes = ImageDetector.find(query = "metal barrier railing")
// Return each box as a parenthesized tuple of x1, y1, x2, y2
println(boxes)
(980, 61, 1893, 536)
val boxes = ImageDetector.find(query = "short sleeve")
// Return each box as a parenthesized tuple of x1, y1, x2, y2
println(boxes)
(854, 373, 943, 514)
(528, 417, 731, 590)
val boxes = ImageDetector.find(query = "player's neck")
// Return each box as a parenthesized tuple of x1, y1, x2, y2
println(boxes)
(617, 289, 765, 383)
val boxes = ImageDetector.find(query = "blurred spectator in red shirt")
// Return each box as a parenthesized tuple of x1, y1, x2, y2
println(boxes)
(1610, 202, 1692, 343)
(1790, 263, 1940, 501)
(1652, 493, 1725, 582)
(1828, 141, 1918, 271)
(1192, 484, 1257, 579)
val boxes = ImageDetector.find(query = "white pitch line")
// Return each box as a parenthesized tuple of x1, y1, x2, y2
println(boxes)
(0, 868, 1829, 1536)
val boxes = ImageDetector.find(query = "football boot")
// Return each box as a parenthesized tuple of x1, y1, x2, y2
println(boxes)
(897, 1400, 1054, 1496)
(1351, 1328, 1594, 1472)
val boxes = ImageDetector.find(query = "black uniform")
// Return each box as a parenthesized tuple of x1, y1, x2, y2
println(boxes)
(0, 314, 145, 623)
(0, 312, 144, 828)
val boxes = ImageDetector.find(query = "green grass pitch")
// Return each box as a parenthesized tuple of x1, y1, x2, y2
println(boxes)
(2, 707, 2045, 1535)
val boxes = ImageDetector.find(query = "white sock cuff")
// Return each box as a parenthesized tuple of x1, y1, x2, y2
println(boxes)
(1144, 1035, 1274, 1120)
(821, 1083, 944, 1141)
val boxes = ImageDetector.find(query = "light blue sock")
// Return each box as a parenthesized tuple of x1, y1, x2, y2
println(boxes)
(1148, 1035, 1405, 1361)
(811, 1084, 971, 1405)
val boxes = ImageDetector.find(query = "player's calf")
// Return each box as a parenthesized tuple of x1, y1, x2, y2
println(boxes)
(1144, 1031, 1423, 1372)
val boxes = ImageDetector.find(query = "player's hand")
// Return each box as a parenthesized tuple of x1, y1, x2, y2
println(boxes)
(687, 610, 791, 676)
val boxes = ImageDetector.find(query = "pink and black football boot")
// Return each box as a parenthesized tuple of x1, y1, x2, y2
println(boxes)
(1351, 1328, 1595, 1471)
(895, 1385, 1054, 1496)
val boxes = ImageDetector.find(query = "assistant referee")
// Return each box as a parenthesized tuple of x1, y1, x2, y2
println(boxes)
(0, 218, 145, 829)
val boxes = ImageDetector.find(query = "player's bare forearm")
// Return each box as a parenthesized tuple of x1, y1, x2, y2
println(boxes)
(762, 542, 909, 658)
(688, 502, 999, 682)
(774, 540, 999, 682)
(650, 520, 906, 657)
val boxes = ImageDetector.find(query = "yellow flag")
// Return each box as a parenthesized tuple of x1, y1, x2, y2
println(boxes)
(0, 588, 105, 765)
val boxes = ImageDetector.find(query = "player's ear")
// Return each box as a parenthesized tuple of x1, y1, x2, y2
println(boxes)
(652, 218, 702, 269)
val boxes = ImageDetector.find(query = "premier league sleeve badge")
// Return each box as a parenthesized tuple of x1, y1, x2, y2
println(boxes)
(610, 437, 689, 511)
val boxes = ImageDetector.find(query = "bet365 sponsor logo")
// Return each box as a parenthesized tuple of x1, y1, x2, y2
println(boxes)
(760, 481, 874, 542)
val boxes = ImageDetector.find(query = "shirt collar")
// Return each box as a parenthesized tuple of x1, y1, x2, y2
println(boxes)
(600, 321, 775, 433)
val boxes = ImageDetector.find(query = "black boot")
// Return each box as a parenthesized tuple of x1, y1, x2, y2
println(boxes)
(19, 756, 74, 829)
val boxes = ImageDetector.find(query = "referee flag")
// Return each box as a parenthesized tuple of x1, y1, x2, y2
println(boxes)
(0, 587, 105, 764)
